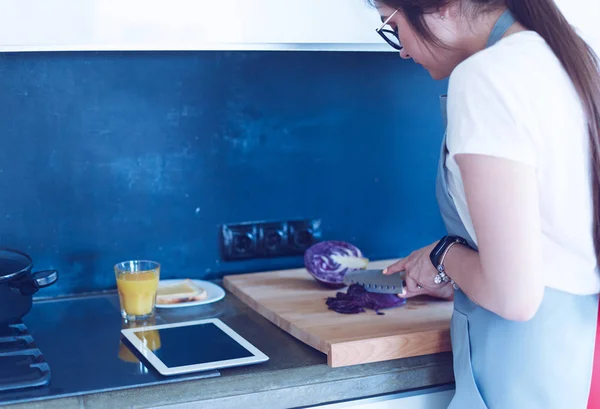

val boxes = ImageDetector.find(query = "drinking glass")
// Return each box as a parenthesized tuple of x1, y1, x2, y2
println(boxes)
(114, 260, 160, 321)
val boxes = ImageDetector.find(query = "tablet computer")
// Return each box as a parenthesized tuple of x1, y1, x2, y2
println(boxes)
(121, 318, 269, 376)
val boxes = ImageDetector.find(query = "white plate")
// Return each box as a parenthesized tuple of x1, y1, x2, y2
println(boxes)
(155, 279, 226, 309)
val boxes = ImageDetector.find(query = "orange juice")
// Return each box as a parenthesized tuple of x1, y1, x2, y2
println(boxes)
(116, 271, 159, 318)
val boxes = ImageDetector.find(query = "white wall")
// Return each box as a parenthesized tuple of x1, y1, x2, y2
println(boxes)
(555, 0, 600, 40)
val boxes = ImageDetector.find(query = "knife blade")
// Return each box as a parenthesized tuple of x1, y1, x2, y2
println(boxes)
(342, 269, 407, 294)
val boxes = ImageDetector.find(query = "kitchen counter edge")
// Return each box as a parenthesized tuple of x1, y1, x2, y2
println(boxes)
(1, 280, 455, 409)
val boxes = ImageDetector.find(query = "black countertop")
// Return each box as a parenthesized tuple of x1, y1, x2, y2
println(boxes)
(0, 282, 454, 409)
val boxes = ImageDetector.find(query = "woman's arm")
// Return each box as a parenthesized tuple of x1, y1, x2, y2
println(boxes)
(384, 153, 545, 321)
(447, 153, 545, 321)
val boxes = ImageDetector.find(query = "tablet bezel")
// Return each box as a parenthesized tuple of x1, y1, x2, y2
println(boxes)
(120, 318, 269, 376)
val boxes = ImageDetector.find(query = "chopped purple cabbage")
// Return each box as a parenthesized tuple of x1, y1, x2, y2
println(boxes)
(326, 284, 406, 315)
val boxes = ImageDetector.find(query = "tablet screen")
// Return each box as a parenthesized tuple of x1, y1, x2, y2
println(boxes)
(140, 322, 254, 368)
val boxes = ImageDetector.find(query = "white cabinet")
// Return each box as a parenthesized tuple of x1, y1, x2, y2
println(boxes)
(1, 0, 598, 52)
(307, 386, 455, 409)
(0, 0, 391, 52)
(0, 0, 94, 49)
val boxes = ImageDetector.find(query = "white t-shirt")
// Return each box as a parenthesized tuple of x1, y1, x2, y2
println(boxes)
(445, 30, 600, 295)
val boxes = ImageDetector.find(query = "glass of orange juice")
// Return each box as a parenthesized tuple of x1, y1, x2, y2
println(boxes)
(115, 260, 160, 321)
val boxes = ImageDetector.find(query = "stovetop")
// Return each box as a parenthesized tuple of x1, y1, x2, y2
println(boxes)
(0, 323, 51, 393)
(0, 294, 221, 407)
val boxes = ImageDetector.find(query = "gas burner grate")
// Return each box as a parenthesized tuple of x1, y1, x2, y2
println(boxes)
(0, 323, 27, 338)
(0, 323, 50, 393)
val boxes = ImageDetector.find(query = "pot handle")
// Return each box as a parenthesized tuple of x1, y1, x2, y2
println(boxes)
(32, 270, 59, 288)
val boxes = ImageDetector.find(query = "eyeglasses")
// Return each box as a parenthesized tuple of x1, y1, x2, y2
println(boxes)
(376, 9, 402, 51)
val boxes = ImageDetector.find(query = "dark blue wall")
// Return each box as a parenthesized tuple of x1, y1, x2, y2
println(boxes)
(0, 50, 448, 297)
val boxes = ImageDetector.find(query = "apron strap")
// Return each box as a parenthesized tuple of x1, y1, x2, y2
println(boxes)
(588, 303, 600, 408)
(486, 9, 516, 48)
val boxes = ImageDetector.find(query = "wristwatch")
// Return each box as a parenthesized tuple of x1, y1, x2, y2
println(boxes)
(430, 235, 467, 288)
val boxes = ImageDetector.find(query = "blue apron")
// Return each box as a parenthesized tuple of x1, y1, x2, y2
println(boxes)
(437, 10, 599, 408)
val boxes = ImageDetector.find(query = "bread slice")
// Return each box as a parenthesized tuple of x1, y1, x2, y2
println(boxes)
(156, 279, 208, 305)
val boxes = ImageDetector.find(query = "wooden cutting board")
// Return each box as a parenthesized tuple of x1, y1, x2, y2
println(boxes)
(223, 259, 453, 367)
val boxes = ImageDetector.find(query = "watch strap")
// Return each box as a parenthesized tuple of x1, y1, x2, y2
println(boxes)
(430, 235, 466, 270)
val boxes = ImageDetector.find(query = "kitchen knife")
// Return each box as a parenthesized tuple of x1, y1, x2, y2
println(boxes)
(342, 269, 407, 294)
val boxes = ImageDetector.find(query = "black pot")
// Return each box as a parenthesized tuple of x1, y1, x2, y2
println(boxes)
(0, 248, 58, 326)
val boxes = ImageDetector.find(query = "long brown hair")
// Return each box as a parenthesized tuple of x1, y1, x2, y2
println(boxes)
(373, 0, 600, 272)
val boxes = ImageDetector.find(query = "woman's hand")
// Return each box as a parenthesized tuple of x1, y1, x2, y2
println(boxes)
(383, 242, 454, 301)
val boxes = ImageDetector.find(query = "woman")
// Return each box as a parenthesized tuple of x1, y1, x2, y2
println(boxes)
(372, 0, 600, 407)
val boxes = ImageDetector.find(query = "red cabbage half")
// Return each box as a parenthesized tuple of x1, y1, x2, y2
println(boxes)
(326, 284, 406, 315)
(304, 240, 368, 288)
